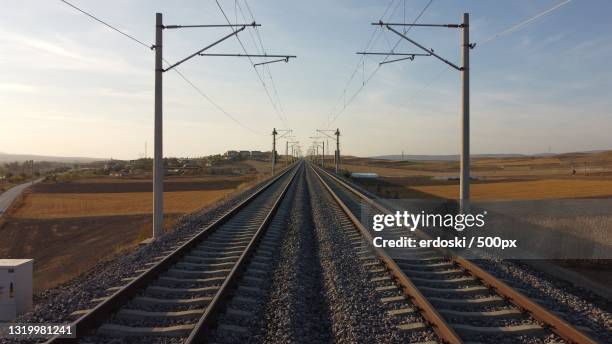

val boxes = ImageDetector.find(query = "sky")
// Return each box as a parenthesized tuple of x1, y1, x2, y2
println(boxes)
(0, 0, 611, 159)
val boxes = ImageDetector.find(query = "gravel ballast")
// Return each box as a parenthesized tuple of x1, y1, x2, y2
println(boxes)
(303, 166, 440, 343)
(13, 173, 283, 327)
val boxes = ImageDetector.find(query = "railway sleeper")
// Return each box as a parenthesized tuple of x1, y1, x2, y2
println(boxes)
(97, 323, 195, 337)
(428, 295, 506, 306)
(146, 285, 219, 295)
(115, 308, 204, 320)
(175, 261, 236, 269)
(190, 249, 245, 257)
(132, 295, 213, 306)
(183, 255, 240, 263)
(166, 268, 230, 278)
(396, 261, 455, 270)
(450, 323, 545, 336)
(437, 308, 523, 319)
(157, 275, 225, 286)
(410, 276, 477, 284)
(417, 285, 489, 296)
(401, 268, 465, 277)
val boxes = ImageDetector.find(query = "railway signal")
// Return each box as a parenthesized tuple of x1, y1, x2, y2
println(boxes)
(368, 13, 474, 212)
(151, 13, 296, 240)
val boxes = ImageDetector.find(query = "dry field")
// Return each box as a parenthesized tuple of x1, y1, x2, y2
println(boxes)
(0, 183, 16, 195)
(344, 152, 612, 291)
(343, 150, 612, 200)
(342, 150, 612, 180)
(13, 190, 235, 218)
(411, 179, 612, 200)
(0, 174, 257, 291)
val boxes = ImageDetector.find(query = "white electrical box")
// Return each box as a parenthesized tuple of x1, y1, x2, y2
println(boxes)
(0, 259, 33, 321)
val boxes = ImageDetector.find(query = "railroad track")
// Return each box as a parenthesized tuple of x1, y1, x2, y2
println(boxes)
(309, 162, 599, 344)
(48, 162, 300, 343)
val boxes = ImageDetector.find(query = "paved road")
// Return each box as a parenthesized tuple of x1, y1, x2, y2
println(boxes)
(0, 178, 43, 215)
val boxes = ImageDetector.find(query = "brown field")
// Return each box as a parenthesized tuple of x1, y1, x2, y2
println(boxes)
(343, 152, 612, 291)
(341, 150, 612, 180)
(0, 174, 259, 291)
(0, 214, 181, 291)
(13, 190, 234, 219)
(411, 179, 612, 200)
(244, 159, 273, 174)
(341, 150, 612, 200)
(0, 183, 16, 195)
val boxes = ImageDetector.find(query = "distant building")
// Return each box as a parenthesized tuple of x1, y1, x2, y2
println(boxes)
(239, 151, 250, 159)
(250, 151, 264, 159)
(225, 151, 239, 160)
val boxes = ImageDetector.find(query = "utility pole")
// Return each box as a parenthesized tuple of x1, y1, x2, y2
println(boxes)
(150, 13, 295, 240)
(272, 128, 277, 175)
(317, 129, 341, 173)
(273, 129, 292, 172)
(322, 140, 325, 167)
(287, 141, 299, 165)
(310, 135, 325, 167)
(335, 128, 340, 173)
(369, 13, 474, 211)
(311, 141, 323, 167)
(460, 13, 470, 206)
(153, 13, 163, 239)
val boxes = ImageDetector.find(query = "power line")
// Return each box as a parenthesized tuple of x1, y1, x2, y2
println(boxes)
(171, 68, 265, 135)
(215, 0, 290, 129)
(239, 0, 290, 128)
(57, 0, 264, 135)
(397, 0, 573, 104)
(326, 0, 434, 127)
(478, 0, 572, 45)
(58, 0, 151, 49)
(325, 0, 397, 126)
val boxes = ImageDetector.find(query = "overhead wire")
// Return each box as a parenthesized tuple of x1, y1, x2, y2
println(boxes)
(325, 0, 397, 127)
(406, 0, 574, 102)
(57, 0, 265, 135)
(58, 0, 151, 49)
(326, 0, 434, 127)
(215, 0, 290, 129)
(478, 0, 572, 45)
(238, 0, 290, 129)
(327, 0, 570, 127)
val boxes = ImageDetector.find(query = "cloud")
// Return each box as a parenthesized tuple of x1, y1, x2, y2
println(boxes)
(0, 82, 39, 93)
(0, 29, 90, 62)
(0, 28, 148, 75)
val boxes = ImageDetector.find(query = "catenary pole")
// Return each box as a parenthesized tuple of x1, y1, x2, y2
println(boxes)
(335, 128, 340, 174)
(460, 13, 470, 211)
(153, 13, 164, 239)
(147, 12, 294, 241)
(372, 14, 472, 210)
(272, 128, 277, 175)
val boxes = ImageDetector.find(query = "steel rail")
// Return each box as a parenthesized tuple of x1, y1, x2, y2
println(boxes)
(309, 164, 463, 344)
(186, 163, 300, 342)
(47, 162, 299, 343)
(313, 163, 598, 344)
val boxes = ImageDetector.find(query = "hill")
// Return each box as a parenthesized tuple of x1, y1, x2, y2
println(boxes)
(0, 152, 102, 163)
